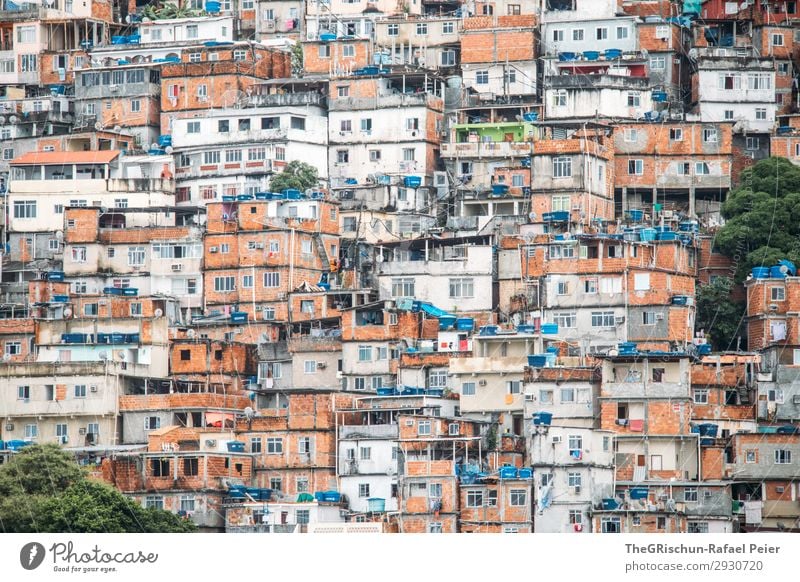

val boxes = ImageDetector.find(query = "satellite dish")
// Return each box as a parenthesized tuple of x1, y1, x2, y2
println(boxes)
(63, 307, 72, 318)
(0, 116, 6, 124)
(164, 146, 174, 154)
(376, 254, 384, 263)
(113, 125, 122, 132)
(117, 351, 127, 361)
(244, 406, 255, 419)
(779, 265, 789, 274)
(125, 14, 131, 23)
(98, 351, 108, 360)
(150, 143, 159, 150)
(55, 230, 63, 240)
(2, 353, 11, 362)
(94, 121, 102, 131)
(529, 212, 537, 221)
(154, 308, 163, 317)
(187, 329, 196, 338)
(9, 115, 18, 124)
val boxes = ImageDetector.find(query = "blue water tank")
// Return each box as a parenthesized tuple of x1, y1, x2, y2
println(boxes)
(479, 325, 499, 336)
(583, 50, 600, 61)
(751, 267, 770, 279)
(770, 265, 787, 279)
(205, 0, 221, 11)
(528, 355, 548, 367)
(404, 176, 422, 188)
(455, 317, 475, 331)
(518, 468, 533, 479)
(230, 312, 249, 323)
(368, 498, 386, 512)
(226, 441, 246, 452)
(499, 466, 518, 479)
(532, 412, 553, 426)
(541, 323, 558, 335)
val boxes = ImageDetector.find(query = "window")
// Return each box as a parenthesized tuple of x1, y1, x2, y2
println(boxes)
(2, 148, 13, 161)
(17, 25, 36, 43)
(358, 483, 370, 498)
(616, 26, 628, 39)
(429, 370, 448, 388)
(591, 311, 615, 328)
(775, 450, 792, 464)
(476, 70, 489, 85)
(553, 312, 576, 328)
(187, 121, 200, 134)
(73, 384, 87, 398)
(466, 491, 484, 507)
(416, 23, 427, 35)
(342, 45, 355, 58)
(553, 157, 572, 178)
(596, 27, 608, 40)
(650, 56, 666, 70)
(441, 21, 454, 34)
(340, 119, 352, 133)
(186, 25, 198, 39)
(391, 278, 415, 297)
(203, 150, 220, 165)
(702, 128, 718, 143)
(507, 381, 521, 394)
(304, 360, 317, 374)
(441, 50, 456, 66)
(196, 84, 208, 99)
(17, 385, 30, 401)
(553, 29, 564, 42)
(267, 438, 283, 454)
(359, 446, 371, 461)
(151, 459, 169, 477)
(652, 368, 665, 383)
(509, 490, 527, 506)
(403, 148, 415, 161)
(627, 92, 641, 107)
(601, 517, 621, 533)
(747, 137, 760, 151)
(130, 302, 143, 317)
(769, 286, 786, 302)
(358, 345, 373, 362)
(127, 246, 145, 266)
(624, 128, 638, 142)
(569, 510, 582, 524)
(24, 424, 38, 440)
(84, 303, 98, 316)
(449, 278, 474, 298)
(688, 521, 709, 533)
(552, 90, 567, 108)
(748, 73, 772, 90)
(568, 472, 582, 488)
(633, 273, 650, 291)
(583, 278, 598, 294)
(418, 420, 432, 436)
(557, 281, 569, 295)
(296, 477, 309, 493)
(13, 200, 36, 219)
(627, 159, 644, 175)
(263, 272, 280, 288)
(572, 28, 584, 41)
(387, 24, 398, 36)
(684, 488, 698, 502)
(642, 311, 658, 325)
(695, 162, 710, 175)
(336, 150, 349, 164)
(5, 342, 21, 357)
(20, 54, 38, 72)
(298, 437, 311, 455)
(214, 276, 235, 292)
(745, 450, 757, 464)
(692, 388, 709, 404)
(318, 44, 330, 58)
(462, 382, 476, 396)
(249, 437, 262, 454)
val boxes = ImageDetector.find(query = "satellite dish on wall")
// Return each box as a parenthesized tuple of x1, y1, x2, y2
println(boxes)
(187, 329, 196, 339)
(98, 351, 109, 360)
(154, 308, 163, 317)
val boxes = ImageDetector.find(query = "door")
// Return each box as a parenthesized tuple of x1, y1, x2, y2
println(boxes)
(637, 455, 646, 467)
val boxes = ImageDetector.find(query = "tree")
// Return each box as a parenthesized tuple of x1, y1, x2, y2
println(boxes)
(270, 161, 319, 193)
(0, 445, 196, 533)
(694, 277, 747, 352)
(714, 157, 800, 282)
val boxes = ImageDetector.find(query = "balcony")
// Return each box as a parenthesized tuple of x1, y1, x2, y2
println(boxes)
(328, 93, 443, 112)
(340, 424, 399, 439)
(119, 392, 251, 412)
(175, 158, 275, 180)
(440, 141, 532, 158)
(546, 74, 650, 90)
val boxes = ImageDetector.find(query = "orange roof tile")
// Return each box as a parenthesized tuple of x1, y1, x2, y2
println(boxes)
(11, 150, 120, 166)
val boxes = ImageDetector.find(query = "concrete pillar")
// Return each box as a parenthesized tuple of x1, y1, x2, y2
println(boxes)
(621, 187, 627, 217)
(689, 186, 696, 218)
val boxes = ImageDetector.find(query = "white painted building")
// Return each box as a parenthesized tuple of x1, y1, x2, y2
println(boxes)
(376, 238, 494, 314)
(692, 48, 776, 134)
(338, 424, 399, 513)
(171, 94, 328, 205)
(529, 425, 615, 533)
(138, 16, 235, 45)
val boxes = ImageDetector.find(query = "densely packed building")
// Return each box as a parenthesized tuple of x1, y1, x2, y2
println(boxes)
(2, 0, 800, 534)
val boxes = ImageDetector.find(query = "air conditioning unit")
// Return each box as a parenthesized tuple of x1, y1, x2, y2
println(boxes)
(109, 84, 119, 91)
(404, 419, 415, 426)
(655, 313, 664, 320)
(335, 371, 343, 379)
(255, 243, 265, 249)
(5, 423, 13, 431)
(793, 395, 800, 404)
(205, 439, 217, 447)
(172, 264, 183, 272)
(90, 385, 98, 392)
(277, 293, 287, 300)
(551, 435, 562, 444)
(769, 304, 779, 311)
(317, 362, 327, 369)
(209, 246, 219, 253)
(525, 394, 536, 402)
(574, 485, 581, 494)
(479, 380, 487, 386)
(662, 210, 674, 219)
(79, 427, 87, 435)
